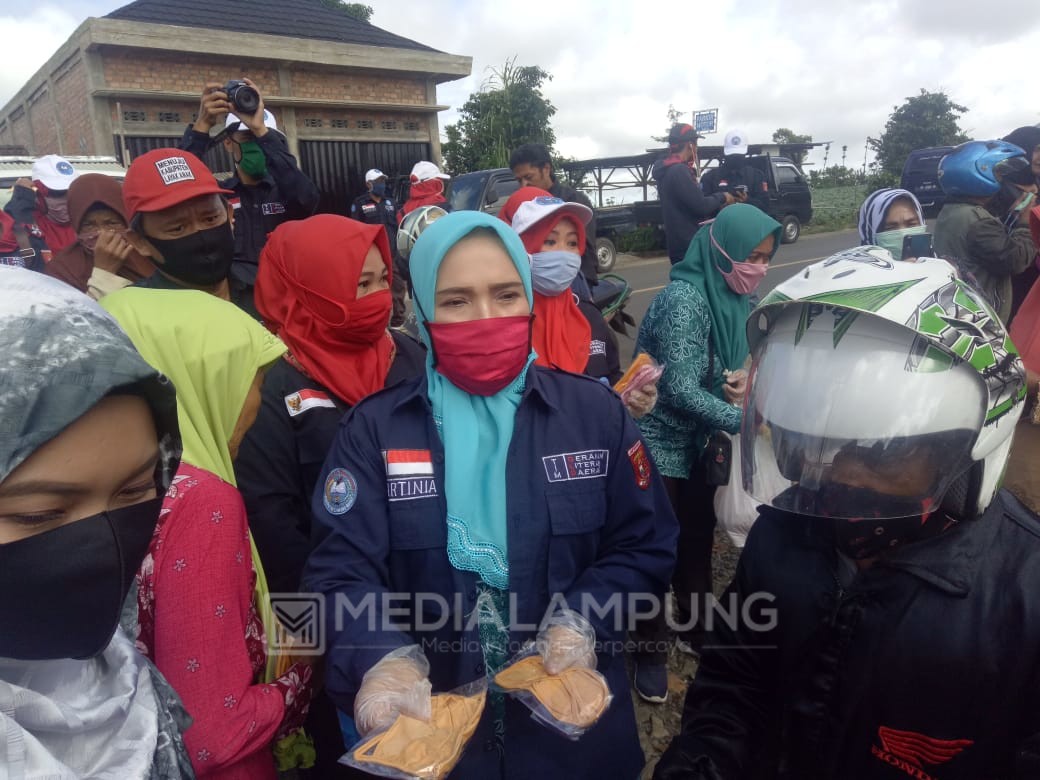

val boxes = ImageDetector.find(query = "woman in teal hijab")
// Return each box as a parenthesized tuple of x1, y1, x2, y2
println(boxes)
(304, 211, 677, 779)
(630, 203, 781, 702)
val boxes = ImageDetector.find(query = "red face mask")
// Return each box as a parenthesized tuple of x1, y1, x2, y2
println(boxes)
(426, 315, 532, 396)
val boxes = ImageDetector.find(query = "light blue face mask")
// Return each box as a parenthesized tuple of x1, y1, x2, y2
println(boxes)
(875, 224, 926, 259)
(530, 250, 581, 296)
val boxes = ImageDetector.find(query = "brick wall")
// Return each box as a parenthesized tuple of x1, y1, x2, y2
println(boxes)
(102, 50, 279, 97)
(290, 66, 427, 105)
(25, 86, 60, 156)
(52, 56, 92, 154)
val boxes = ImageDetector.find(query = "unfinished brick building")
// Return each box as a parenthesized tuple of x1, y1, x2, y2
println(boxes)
(0, 0, 471, 212)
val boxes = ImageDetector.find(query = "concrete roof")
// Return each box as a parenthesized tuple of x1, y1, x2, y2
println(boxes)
(105, 0, 440, 53)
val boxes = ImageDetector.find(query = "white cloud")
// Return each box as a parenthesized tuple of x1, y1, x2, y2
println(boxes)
(0, 7, 82, 110)
(4, 0, 1039, 178)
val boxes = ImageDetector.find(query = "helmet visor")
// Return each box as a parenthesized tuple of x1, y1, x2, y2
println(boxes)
(741, 308, 986, 519)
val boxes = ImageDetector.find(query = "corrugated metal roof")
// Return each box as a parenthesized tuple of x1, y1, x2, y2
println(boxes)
(104, 0, 439, 52)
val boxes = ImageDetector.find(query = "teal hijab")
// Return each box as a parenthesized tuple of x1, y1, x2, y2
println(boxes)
(670, 204, 782, 392)
(410, 211, 535, 590)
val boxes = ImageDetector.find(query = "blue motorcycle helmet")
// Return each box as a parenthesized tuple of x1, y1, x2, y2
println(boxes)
(937, 140, 1027, 197)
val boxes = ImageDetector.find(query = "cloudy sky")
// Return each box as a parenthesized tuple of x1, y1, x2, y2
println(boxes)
(3, 0, 1039, 173)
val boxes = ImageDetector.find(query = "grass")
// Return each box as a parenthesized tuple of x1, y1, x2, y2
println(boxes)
(805, 184, 868, 235)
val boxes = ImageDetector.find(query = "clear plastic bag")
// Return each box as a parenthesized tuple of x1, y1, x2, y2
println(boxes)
(342, 677, 487, 780)
(614, 352, 664, 405)
(494, 612, 611, 740)
(714, 432, 789, 548)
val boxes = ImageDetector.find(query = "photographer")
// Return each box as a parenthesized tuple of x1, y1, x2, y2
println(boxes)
(180, 78, 319, 295)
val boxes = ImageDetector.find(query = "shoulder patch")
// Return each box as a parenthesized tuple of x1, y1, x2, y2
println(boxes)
(285, 389, 336, 417)
(627, 440, 651, 490)
(323, 468, 358, 515)
(543, 449, 609, 482)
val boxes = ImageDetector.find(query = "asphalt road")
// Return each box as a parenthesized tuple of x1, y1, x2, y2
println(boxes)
(610, 228, 860, 361)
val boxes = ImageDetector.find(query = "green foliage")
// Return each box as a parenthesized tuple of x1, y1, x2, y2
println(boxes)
(808, 165, 863, 188)
(318, 0, 374, 20)
(618, 226, 660, 253)
(803, 183, 868, 236)
(772, 128, 812, 165)
(868, 89, 969, 177)
(442, 59, 557, 174)
(863, 169, 900, 193)
(652, 104, 684, 143)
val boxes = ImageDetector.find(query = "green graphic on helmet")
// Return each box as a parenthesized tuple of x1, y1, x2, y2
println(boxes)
(905, 280, 1025, 425)
(801, 278, 924, 313)
(757, 289, 792, 308)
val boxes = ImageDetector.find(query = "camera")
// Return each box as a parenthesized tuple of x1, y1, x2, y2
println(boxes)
(223, 80, 260, 116)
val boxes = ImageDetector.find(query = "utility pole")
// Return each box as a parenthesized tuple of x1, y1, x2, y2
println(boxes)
(823, 143, 830, 168)
(841, 145, 847, 167)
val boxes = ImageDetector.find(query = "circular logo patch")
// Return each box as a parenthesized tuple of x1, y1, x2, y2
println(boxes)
(323, 468, 358, 515)
(55, 161, 75, 176)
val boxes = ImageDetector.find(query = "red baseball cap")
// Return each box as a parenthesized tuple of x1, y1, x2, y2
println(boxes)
(123, 148, 234, 222)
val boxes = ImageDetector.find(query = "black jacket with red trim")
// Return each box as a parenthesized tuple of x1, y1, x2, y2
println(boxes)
(653, 490, 1040, 780)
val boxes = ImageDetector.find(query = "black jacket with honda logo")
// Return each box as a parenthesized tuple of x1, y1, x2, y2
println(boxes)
(654, 490, 1040, 780)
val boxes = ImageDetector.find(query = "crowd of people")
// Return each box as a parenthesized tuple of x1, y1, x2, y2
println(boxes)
(2, 74, 1040, 780)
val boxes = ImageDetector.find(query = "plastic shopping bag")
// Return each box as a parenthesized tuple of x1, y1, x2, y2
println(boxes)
(714, 432, 789, 548)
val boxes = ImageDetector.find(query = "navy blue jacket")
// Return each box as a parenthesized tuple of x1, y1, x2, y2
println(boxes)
(303, 366, 678, 779)
(654, 490, 1040, 780)
(180, 126, 319, 285)
(652, 157, 727, 265)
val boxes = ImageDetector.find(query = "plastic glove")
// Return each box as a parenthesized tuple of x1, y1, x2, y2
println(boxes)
(624, 383, 658, 419)
(536, 610, 597, 675)
(354, 645, 432, 736)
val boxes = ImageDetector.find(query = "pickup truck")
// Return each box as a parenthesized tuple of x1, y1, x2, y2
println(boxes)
(446, 154, 812, 272)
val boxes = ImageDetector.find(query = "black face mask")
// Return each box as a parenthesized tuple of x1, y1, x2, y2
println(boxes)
(0, 498, 161, 660)
(148, 223, 235, 287)
(816, 483, 950, 560)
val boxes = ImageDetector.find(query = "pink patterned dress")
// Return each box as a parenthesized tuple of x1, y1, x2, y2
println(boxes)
(137, 463, 312, 779)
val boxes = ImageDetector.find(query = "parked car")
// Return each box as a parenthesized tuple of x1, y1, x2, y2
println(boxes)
(746, 154, 814, 243)
(446, 167, 622, 271)
(900, 146, 954, 217)
(0, 155, 126, 210)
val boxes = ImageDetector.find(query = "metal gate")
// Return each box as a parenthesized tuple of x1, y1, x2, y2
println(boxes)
(298, 140, 431, 216)
(113, 135, 235, 177)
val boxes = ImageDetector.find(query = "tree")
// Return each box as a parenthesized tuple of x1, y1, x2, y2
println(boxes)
(441, 59, 557, 174)
(868, 89, 969, 178)
(651, 104, 684, 143)
(318, 1, 374, 22)
(772, 128, 812, 165)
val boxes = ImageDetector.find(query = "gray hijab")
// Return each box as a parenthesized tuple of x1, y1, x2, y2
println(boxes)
(0, 266, 179, 484)
(0, 267, 191, 779)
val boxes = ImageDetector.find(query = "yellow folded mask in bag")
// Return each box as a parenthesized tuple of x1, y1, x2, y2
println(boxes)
(494, 655, 610, 729)
(350, 689, 486, 779)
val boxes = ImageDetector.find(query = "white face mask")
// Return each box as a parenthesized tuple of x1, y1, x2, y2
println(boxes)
(529, 250, 581, 296)
(875, 224, 926, 259)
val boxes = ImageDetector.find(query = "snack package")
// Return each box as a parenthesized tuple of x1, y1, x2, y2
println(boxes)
(493, 647, 612, 740)
(614, 353, 664, 404)
(342, 679, 487, 780)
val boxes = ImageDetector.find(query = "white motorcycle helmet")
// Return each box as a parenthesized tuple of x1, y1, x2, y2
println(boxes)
(397, 205, 448, 261)
(744, 247, 1026, 521)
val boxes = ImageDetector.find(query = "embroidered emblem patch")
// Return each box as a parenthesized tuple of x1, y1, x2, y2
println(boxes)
(627, 440, 651, 490)
(284, 389, 336, 417)
(384, 449, 438, 502)
(542, 449, 609, 482)
(154, 157, 195, 185)
(871, 725, 973, 779)
(323, 468, 358, 515)
(261, 201, 286, 216)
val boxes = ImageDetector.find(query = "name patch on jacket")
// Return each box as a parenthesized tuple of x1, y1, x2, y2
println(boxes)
(262, 202, 286, 216)
(543, 450, 609, 482)
(384, 449, 438, 502)
(285, 389, 336, 417)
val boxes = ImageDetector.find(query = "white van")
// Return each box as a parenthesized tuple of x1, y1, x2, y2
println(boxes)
(0, 156, 127, 209)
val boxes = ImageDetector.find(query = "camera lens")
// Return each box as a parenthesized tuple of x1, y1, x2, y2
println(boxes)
(232, 85, 260, 116)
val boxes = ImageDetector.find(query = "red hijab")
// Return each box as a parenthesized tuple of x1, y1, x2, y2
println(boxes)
(502, 187, 592, 374)
(399, 179, 448, 221)
(255, 215, 394, 406)
(31, 181, 77, 254)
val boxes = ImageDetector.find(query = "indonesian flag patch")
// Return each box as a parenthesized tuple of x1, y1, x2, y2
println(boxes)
(628, 440, 651, 490)
(284, 389, 336, 417)
(384, 449, 438, 502)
